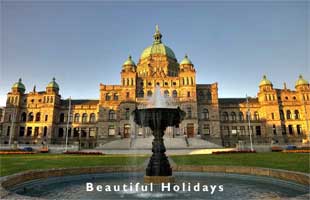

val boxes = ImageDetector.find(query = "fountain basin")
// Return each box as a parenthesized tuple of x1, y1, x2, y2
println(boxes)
(1, 166, 309, 200)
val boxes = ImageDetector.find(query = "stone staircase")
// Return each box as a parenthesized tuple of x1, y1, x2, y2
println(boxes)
(97, 136, 221, 150)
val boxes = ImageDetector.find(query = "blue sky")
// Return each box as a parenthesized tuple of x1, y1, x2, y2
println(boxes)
(1, 1, 309, 106)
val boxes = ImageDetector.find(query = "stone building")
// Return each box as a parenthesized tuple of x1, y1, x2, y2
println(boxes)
(1, 26, 309, 148)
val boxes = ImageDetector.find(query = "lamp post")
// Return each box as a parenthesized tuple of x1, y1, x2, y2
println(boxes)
(246, 94, 254, 151)
(65, 97, 71, 152)
(9, 108, 17, 146)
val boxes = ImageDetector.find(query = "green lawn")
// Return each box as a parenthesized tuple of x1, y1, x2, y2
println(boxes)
(0, 154, 147, 177)
(1, 153, 309, 177)
(171, 152, 310, 173)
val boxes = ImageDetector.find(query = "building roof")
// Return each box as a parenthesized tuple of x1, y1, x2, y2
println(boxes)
(140, 25, 176, 60)
(180, 54, 193, 65)
(259, 75, 272, 86)
(61, 99, 99, 106)
(219, 98, 258, 104)
(47, 77, 59, 90)
(12, 78, 26, 93)
(123, 55, 136, 66)
(295, 75, 309, 87)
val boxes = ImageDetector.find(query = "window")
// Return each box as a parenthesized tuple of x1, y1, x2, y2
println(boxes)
(240, 126, 245, 135)
(271, 113, 275, 120)
(113, 93, 118, 101)
(73, 128, 79, 137)
(90, 113, 96, 123)
(59, 113, 65, 123)
(202, 109, 209, 120)
(28, 112, 34, 121)
(164, 90, 169, 97)
(81, 128, 87, 137)
(256, 126, 261, 136)
(231, 112, 236, 121)
(272, 125, 277, 135)
(172, 90, 177, 98)
(19, 127, 25, 137)
(286, 110, 291, 120)
(21, 112, 27, 122)
(34, 127, 39, 137)
(45, 115, 48, 121)
(105, 93, 111, 101)
(74, 113, 80, 123)
(58, 128, 64, 137)
(43, 126, 47, 137)
(35, 112, 41, 122)
(288, 125, 293, 135)
(207, 92, 212, 100)
(126, 92, 130, 98)
(222, 112, 229, 121)
(7, 126, 11, 136)
(294, 110, 300, 119)
(187, 107, 192, 118)
(138, 91, 144, 98)
(297, 125, 302, 135)
(50, 97, 53, 103)
(239, 112, 244, 121)
(147, 90, 152, 97)
(82, 113, 88, 123)
(109, 110, 116, 120)
(187, 91, 191, 97)
(254, 112, 259, 121)
(26, 127, 32, 136)
(125, 108, 130, 120)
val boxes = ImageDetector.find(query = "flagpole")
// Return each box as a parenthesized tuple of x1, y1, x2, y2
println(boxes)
(246, 94, 254, 151)
(65, 96, 71, 152)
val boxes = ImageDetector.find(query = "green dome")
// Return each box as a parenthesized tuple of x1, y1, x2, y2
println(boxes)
(259, 75, 272, 86)
(12, 78, 26, 93)
(295, 75, 309, 87)
(47, 77, 59, 90)
(140, 25, 176, 60)
(123, 55, 136, 66)
(180, 54, 193, 65)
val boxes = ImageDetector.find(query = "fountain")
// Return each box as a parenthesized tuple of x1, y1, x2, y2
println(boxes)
(133, 85, 186, 183)
(133, 107, 185, 183)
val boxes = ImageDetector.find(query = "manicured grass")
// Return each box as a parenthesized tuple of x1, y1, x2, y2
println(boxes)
(171, 152, 310, 173)
(0, 154, 148, 177)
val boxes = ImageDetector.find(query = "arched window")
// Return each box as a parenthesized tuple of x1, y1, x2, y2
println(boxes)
(164, 90, 169, 97)
(21, 112, 27, 122)
(58, 128, 64, 137)
(286, 110, 291, 120)
(109, 110, 116, 120)
(254, 112, 259, 120)
(59, 113, 65, 123)
(207, 91, 212, 100)
(191, 77, 194, 85)
(187, 107, 192, 118)
(202, 109, 209, 120)
(222, 112, 229, 121)
(35, 112, 41, 122)
(172, 90, 177, 98)
(147, 90, 153, 97)
(105, 93, 111, 101)
(90, 113, 96, 123)
(231, 112, 236, 121)
(138, 90, 144, 98)
(74, 113, 80, 123)
(28, 112, 34, 121)
(82, 113, 88, 123)
(239, 112, 244, 121)
(294, 110, 300, 119)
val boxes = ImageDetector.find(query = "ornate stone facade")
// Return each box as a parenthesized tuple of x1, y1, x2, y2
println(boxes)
(1, 27, 309, 148)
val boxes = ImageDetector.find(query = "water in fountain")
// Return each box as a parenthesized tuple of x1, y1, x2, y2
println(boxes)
(146, 85, 176, 108)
